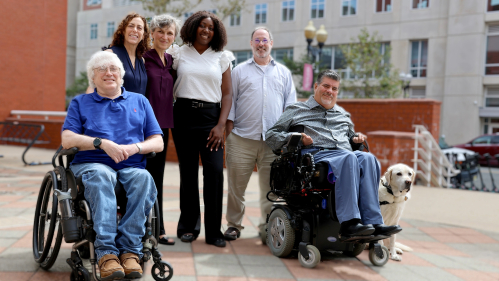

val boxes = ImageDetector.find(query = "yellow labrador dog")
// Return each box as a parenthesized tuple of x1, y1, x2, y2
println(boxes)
(378, 163, 415, 261)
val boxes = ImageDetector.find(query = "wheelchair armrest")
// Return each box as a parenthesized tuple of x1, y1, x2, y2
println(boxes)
(58, 147, 79, 156)
(146, 152, 156, 158)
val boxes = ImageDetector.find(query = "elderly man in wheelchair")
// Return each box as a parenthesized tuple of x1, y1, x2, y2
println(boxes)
(264, 69, 401, 267)
(32, 51, 173, 281)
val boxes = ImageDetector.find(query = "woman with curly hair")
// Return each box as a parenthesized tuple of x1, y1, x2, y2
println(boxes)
(87, 13, 150, 95)
(167, 10, 234, 248)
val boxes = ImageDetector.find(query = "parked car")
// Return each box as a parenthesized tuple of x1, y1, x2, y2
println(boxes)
(453, 134, 499, 166)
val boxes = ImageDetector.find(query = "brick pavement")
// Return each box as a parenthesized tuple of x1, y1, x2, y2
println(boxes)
(0, 145, 498, 281)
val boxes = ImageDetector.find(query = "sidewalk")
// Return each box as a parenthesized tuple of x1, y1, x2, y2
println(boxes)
(0, 145, 498, 281)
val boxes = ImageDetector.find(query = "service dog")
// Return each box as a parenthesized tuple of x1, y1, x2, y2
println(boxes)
(378, 163, 415, 261)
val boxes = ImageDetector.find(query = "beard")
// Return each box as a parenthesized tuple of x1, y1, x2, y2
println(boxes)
(252, 46, 271, 59)
(320, 95, 334, 106)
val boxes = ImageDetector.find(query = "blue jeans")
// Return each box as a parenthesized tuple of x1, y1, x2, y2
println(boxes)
(306, 149, 383, 225)
(70, 163, 157, 261)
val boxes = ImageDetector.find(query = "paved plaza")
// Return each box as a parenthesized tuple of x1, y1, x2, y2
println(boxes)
(0, 145, 499, 281)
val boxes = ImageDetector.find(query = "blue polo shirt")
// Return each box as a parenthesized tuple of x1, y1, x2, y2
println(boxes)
(62, 88, 163, 170)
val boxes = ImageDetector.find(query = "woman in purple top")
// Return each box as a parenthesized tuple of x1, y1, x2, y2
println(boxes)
(144, 14, 181, 246)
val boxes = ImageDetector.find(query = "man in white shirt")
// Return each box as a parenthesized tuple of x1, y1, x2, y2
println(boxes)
(224, 27, 297, 242)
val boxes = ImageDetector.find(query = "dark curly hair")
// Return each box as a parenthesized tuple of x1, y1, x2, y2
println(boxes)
(110, 13, 150, 58)
(180, 11, 227, 52)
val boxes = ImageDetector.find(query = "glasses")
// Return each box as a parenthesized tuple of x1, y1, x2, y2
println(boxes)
(94, 66, 120, 74)
(253, 38, 270, 45)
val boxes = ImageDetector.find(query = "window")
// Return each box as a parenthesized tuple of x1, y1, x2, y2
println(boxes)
(488, 0, 499, 12)
(311, 0, 325, 19)
(410, 87, 426, 98)
(107, 22, 115, 38)
(255, 4, 267, 24)
(184, 12, 193, 22)
(410, 40, 428, 78)
(486, 88, 499, 107)
(90, 24, 98, 40)
(233, 51, 252, 66)
(342, 0, 357, 16)
(230, 11, 241, 26)
(376, 0, 392, 12)
(492, 136, 499, 144)
(472, 136, 491, 145)
(486, 25, 499, 75)
(412, 0, 429, 9)
(87, 0, 102, 5)
(271, 48, 293, 64)
(282, 1, 295, 21)
(113, 0, 137, 6)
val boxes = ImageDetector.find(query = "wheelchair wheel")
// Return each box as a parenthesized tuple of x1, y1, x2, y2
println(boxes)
(152, 200, 160, 240)
(70, 267, 90, 281)
(344, 243, 366, 257)
(33, 171, 63, 268)
(299, 245, 321, 268)
(369, 245, 389, 266)
(267, 209, 295, 257)
(151, 260, 173, 281)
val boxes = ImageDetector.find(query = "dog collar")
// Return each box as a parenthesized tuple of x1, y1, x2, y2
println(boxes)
(382, 180, 394, 195)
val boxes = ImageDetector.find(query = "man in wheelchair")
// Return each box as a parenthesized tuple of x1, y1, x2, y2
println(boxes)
(266, 69, 401, 239)
(61, 51, 163, 280)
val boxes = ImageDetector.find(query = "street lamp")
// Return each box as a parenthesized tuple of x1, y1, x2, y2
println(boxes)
(304, 22, 328, 69)
(399, 72, 412, 98)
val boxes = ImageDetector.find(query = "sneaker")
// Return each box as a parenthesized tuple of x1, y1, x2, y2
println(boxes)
(98, 254, 125, 281)
(119, 253, 143, 279)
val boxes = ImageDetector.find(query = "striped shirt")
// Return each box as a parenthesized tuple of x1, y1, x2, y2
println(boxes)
(266, 96, 357, 151)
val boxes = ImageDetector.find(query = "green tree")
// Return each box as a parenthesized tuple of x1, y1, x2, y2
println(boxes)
(136, 0, 247, 21)
(339, 28, 402, 98)
(65, 72, 88, 107)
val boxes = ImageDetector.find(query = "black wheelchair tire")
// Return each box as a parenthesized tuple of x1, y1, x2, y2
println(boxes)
(70, 266, 91, 281)
(152, 200, 160, 240)
(151, 260, 173, 281)
(266, 209, 295, 257)
(33, 171, 61, 264)
(39, 225, 63, 269)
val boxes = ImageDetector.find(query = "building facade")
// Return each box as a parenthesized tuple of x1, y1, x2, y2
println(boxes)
(73, 0, 499, 145)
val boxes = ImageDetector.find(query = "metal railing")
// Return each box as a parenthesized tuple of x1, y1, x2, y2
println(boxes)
(412, 125, 460, 187)
(11, 110, 67, 120)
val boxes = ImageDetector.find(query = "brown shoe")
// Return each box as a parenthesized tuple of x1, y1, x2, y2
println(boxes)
(224, 227, 241, 240)
(120, 253, 143, 279)
(98, 254, 125, 281)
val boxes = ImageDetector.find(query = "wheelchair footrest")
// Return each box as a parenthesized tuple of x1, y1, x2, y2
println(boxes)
(339, 234, 390, 243)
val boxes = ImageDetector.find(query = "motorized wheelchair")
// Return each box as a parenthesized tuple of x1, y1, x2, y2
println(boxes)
(265, 127, 392, 268)
(32, 146, 174, 281)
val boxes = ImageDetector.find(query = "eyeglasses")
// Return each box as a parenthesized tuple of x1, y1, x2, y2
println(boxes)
(253, 38, 269, 44)
(94, 66, 120, 74)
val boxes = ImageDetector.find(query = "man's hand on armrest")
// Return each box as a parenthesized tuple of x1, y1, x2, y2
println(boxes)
(102, 139, 129, 163)
(301, 133, 314, 146)
(352, 132, 367, 143)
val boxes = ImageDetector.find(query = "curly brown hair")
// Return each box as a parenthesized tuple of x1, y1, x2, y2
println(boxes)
(180, 11, 227, 52)
(110, 13, 150, 58)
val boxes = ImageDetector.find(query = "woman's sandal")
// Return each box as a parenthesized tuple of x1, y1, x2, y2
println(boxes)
(158, 236, 176, 245)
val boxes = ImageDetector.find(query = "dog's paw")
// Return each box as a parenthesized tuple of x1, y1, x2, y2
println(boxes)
(395, 247, 403, 255)
(390, 253, 402, 261)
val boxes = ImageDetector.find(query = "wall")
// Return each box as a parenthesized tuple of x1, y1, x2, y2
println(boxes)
(366, 131, 416, 174)
(0, 0, 67, 122)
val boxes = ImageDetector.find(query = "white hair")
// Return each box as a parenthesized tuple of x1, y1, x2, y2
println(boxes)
(86, 51, 125, 89)
(150, 14, 181, 36)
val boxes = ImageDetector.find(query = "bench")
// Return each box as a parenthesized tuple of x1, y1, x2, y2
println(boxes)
(0, 121, 51, 165)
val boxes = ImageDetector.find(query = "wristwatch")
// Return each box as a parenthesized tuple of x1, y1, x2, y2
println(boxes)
(135, 142, 142, 154)
(93, 138, 102, 150)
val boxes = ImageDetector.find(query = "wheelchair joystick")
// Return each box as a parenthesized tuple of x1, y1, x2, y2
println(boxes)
(54, 189, 81, 243)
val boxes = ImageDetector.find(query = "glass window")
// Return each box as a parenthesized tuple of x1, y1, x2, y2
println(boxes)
(488, 0, 499, 12)
(376, 0, 392, 12)
(255, 4, 267, 24)
(233, 51, 252, 66)
(184, 12, 193, 22)
(271, 48, 293, 64)
(410, 40, 428, 78)
(342, 0, 357, 16)
(311, 0, 325, 19)
(492, 136, 499, 144)
(486, 28, 499, 75)
(282, 1, 295, 21)
(90, 23, 98, 40)
(107, 22, 115, 38)
(230, 12, 241, 26)
(412, 0, 429, 9)
(87, 0, 102, 5)
(473, 136, 491, 144)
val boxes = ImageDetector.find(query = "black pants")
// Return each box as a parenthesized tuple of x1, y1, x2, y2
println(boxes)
(172, 99, 224, 243)
(146, 128, 169, 236)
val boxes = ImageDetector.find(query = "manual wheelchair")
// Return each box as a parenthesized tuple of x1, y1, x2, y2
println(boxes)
(32, 146, 174, 281)
(265, 128, 392, 268)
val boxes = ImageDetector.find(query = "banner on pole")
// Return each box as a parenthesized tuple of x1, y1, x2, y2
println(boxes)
(303, 63, 313, 91)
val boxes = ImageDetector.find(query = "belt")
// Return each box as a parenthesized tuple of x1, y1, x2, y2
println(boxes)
(176, 98, 220, 109)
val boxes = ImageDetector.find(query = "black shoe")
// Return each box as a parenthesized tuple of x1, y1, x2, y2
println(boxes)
(180, 233, 196, 243)
(207, 238, 226, 248)
(224, 227, 241, 241)
(339, 221, 375, 237)
(158, 236, 176, 245)
(372, 224, 402, 236)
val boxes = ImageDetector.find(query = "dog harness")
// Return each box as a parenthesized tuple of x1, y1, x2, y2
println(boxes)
(379, 180, 408, 205)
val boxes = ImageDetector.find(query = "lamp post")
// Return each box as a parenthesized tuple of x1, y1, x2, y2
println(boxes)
(304, 22, 328, 91)
(399, 72, 412, 98)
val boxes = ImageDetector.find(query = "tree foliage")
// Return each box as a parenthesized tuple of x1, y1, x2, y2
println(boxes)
(136, 0, 247, 21)
(65, 72, 88, 107)
(339, 28, 402, 98)
(283, 55, 330, 98)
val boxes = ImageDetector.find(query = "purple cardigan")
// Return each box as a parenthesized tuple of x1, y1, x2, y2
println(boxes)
(144, 49, 174, 128)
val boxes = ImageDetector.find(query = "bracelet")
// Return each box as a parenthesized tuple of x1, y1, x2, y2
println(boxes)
(135, 143, 142, 154)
